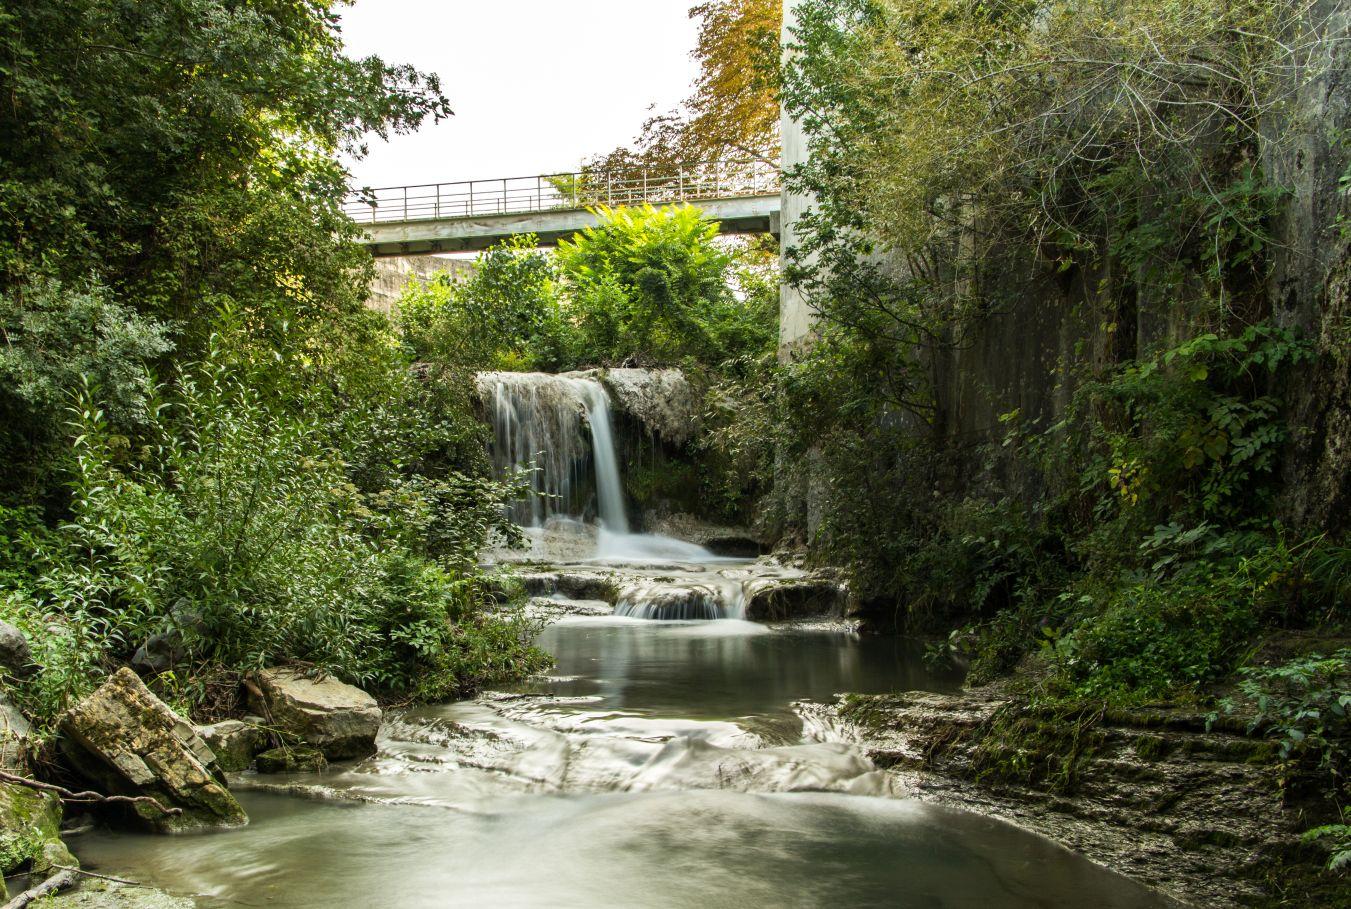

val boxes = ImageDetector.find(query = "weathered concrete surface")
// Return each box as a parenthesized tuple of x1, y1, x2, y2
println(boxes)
(59, 668, 246, 833)
(779, 0, 817, 359)
(248, 669, 381, 760)
(363, 194, 779, 256)
(1267, 0, 1351, 532)
(366, 254, 473, 313)
(801, 689, 1333, 908)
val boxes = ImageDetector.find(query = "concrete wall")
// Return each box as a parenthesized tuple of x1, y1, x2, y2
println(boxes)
(366, 255, 474, 314)
(778, 0, 816, 360)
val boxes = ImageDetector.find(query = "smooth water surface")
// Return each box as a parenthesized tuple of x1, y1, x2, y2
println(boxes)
(73, 619, 1173, 908)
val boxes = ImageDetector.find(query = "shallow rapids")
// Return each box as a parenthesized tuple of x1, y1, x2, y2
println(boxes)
(72, 618, 1175, 908)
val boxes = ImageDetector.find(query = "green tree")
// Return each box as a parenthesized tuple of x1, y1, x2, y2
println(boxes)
(557, 205, 769, 366)
(584, 0, 782, 194)
(0, 0, 450, 503)
(399, 236, 566, 371)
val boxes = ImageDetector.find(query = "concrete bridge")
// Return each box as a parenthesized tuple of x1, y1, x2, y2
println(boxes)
(346, 161, 781, 255)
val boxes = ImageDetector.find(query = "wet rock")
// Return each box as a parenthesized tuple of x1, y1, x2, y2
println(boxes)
(58, 667, 246, 833)
(0, 620, 34, 677)
(647, 514, 765, 557)
(255, 745, 328, 774)
(516, 572, 561, 597)
(519, 571, 618, 603)
(744, 578, 847, 621)
(46, 878, 195, 908)
(811, 688, 1309, 907)
(0, 782, 75, 882)
(194, 719, 266, 772)
(614, 584, 725, 620)
(0, 693, 32, 772)
(248, 668, 381, 760)
(525, 597, 613, 623)
(556, 573, 619, 602)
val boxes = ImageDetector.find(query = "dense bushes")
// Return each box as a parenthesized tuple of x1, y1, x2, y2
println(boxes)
(752, 0, 1349, 710)
(0, 335, 543, 727)
(398, 206, 778, 373)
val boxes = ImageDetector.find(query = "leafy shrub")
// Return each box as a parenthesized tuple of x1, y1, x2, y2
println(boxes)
(399, 235, 567, 371)
(1225, 649, 1350, 786)
(1218, 650, 1351, 872)
(557, 205, 774, 367)
(0, 339, 544, 727)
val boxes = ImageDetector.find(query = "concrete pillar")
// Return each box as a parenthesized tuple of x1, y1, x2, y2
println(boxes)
(778, 0, 817, 361)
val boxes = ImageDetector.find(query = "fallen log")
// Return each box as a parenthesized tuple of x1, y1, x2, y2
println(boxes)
(0, 770, 182, 816)
(1, 868, 77, 909)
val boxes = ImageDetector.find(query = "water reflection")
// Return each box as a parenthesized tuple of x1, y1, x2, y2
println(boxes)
(530, 618, 963, 731)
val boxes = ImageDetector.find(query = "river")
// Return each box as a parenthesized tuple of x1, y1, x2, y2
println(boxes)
(72, 609, 1173, 908)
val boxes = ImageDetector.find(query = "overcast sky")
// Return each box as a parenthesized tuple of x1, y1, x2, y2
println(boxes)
(338, 1, 701, 189)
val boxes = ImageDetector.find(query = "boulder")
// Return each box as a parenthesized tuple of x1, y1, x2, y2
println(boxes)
(58, 668, 246, 833)
(599, 368, 700, 445)
(744, 579, 847, 621)
(131, 604, 204, 675)
(255, 745, 327, 774)
(0, 692, 32, 772)
(247, 669, 380, 760)
(194, 719, 266, 773)
(0, 620, 34, 677)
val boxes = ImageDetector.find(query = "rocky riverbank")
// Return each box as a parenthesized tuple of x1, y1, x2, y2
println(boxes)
(798, 685, 1342, 908)
(0, 611, 390, 907)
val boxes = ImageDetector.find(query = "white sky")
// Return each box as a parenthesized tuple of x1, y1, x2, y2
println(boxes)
(338, 0, 701, 189)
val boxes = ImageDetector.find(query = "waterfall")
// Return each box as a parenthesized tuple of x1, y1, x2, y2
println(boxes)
(575, 381, 629, 534)
(477, 372, 628, 531)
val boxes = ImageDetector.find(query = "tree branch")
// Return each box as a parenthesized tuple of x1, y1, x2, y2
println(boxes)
(0, 771, 182, 817)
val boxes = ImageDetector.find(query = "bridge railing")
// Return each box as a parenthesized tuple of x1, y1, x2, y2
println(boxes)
(343, 160, 780, 225)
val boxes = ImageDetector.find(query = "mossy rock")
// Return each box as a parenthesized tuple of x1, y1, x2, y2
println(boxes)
(255, 746, 328, 774)
(0, 781, 75, 878)
(59, 667, 247, 833)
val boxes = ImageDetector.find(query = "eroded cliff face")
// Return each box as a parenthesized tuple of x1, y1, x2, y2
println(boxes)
(802, 690, 1338, 908)
(1267, 0, 1351, 532)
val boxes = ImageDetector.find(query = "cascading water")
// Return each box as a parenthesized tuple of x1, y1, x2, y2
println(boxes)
(477, 371, 628, 532)
(478, 370, 746, 619)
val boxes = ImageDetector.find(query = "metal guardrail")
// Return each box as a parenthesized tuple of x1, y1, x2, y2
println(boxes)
(343, 160, 781, 225)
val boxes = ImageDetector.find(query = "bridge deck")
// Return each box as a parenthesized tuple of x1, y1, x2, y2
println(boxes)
(346, 161, 781, 255)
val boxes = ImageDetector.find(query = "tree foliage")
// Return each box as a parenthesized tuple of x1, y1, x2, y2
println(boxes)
(585, 0, 782, 191)
(400, 206, 777, 372)
(0, 1, 551, 725)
